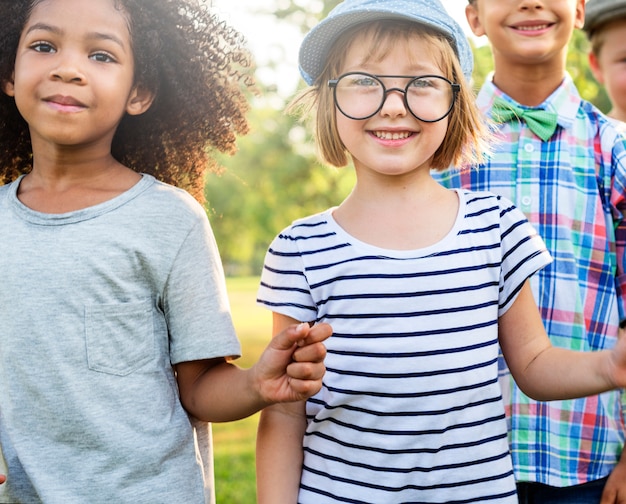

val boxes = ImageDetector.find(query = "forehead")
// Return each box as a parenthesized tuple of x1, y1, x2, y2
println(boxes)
(471, 0, 582, 7)
(25, 0, 131, 43)
(341, 26, 446, 72)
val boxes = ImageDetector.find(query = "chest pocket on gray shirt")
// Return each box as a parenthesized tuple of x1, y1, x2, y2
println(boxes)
(85, 300, 155, 376)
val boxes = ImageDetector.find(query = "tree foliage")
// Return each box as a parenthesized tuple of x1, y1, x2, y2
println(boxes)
(205, 84, 354, 275)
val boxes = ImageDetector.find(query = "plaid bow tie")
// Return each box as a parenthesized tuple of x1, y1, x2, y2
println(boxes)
(491, 97, 559, 142)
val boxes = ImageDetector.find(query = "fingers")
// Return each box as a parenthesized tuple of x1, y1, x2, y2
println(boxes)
(286, 346, 326, 400)
(287, 358, 325, 380)
(301, 322, 332, 345)
(259, 321, 330, 402)
(286, 376, 324, 398)
(286, 360, 326, 398)
(272, 322, 332, 351)
(292, 340, 327, 363)
(270, 323, 309, 351)
(286, 330, 327, 399)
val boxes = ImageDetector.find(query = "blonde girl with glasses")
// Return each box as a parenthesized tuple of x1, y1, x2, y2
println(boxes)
(256, 0, 626, 503)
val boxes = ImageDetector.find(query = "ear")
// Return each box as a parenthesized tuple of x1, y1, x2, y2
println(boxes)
(588, 52, 604, 84)
(465, 2, 486, 37)
(126, 84, 155, 116)
(574, 0, 585, 30)
(2, 74, 15, 97)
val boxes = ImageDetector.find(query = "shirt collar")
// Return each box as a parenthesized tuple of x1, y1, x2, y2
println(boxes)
(476, 72, 580, 131)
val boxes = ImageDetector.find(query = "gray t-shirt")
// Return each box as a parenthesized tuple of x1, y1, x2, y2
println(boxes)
(0, 174, 240, 503)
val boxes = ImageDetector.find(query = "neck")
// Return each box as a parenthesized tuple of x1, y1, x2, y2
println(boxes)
(333, 173, 459, 250)
(19, 150, 140, 214)
(490, 53, 566, 107)
(608, 109, 626, 124)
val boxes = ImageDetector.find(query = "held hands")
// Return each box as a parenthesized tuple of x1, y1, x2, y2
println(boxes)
(252, 322, 331, 404)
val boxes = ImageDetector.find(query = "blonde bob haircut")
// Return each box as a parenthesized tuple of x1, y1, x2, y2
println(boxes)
(289, 19, 489, 171)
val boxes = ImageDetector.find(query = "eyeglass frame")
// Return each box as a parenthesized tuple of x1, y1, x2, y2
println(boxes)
(327, 72, 461, 123)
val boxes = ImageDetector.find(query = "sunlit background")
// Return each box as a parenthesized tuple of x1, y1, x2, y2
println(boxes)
(213, 0, 479, 96)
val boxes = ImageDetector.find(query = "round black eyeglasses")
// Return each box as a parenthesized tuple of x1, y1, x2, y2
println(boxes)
(328, 72, 460, 122)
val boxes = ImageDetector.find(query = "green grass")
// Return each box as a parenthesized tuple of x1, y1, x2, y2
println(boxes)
(213, 276, 271, 503)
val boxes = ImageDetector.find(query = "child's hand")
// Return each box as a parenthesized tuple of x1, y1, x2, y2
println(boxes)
(600, 452, 626, 504)
(254, 322, 331, 403)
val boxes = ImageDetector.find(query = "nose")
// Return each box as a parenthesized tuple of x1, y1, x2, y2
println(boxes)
(380, 88, 408, 118)
(519, 0, 544, 10)
(50, 52, 86, 84)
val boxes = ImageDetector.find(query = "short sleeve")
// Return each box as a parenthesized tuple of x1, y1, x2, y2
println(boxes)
(165, 216, 240, 364)
(498, 197, 552, 316)
(257, 227, 318, 323)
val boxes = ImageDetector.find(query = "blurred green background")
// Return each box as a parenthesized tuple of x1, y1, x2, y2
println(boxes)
(213, 277, 269, 503)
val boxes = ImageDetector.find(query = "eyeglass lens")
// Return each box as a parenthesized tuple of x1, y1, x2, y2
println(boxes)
(332, 73, 456, 122)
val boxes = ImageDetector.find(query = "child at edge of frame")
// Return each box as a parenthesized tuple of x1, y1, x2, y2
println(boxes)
(437, 0, 626, 502)
(0, 0, 331, 502)
(255, 0, 626, 502)
(584, 0, 626, 125)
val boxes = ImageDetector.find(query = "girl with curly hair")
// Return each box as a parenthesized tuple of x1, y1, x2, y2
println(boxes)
(0, 0, 330, 502)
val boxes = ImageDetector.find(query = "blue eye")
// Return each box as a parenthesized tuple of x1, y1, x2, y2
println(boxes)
(355, 77, 377, 87)
(410, 78, 433, 89)
(345, 74, 381, 88)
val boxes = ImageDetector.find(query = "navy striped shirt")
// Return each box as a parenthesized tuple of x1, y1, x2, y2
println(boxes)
(258, 189, 551, 503)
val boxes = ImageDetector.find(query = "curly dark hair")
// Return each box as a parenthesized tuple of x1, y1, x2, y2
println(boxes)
(0, 0, 255, 201)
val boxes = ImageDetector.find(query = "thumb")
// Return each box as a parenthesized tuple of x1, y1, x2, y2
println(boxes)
(270, 322, 311, 351)
(271, 322, 332, 351)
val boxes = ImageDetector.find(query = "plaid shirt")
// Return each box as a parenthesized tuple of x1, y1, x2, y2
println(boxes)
(437, 74, 626, 487)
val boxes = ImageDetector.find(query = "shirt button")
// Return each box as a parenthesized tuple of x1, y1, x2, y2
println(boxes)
(521, 196, 532, 206)
(524, 143, 535, 153)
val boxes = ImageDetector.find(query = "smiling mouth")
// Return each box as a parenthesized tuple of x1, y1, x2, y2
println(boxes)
(513, 23, 553, 31)
(372, 131, 412, 140)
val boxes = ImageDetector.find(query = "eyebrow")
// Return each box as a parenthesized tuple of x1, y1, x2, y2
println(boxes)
(24, 22, 127, 50)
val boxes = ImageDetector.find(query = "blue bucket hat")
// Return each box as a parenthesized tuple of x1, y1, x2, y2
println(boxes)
(298, 0, 474, 85)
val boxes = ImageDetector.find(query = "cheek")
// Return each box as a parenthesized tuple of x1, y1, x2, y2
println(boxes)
(8, 61, 39, 101)
(335, 112, 353, 138)
(335, 113, 366, 149)
(603, 61, 626, 88)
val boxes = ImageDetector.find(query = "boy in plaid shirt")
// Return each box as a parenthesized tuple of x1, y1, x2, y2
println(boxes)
(437, 0, 626, 502)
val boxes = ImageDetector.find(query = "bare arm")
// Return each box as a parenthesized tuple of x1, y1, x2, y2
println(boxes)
(257, 313, 310, 504)
(175, 321, 330, 422)
(499, 281, 626, 400)
(257, 400, 306, 503)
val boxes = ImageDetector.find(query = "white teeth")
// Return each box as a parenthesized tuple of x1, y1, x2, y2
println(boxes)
(373, 131, 411, 140)
(516, 24, 550, 31)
